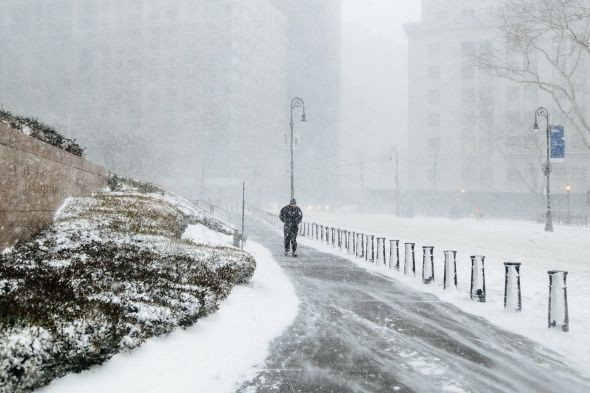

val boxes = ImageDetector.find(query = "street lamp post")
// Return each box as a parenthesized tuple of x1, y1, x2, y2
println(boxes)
(289, 97, 306, 200)
(533, 107, 554, 232)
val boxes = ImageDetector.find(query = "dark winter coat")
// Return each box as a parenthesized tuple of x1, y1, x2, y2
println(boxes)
(280, 204, 303, 228)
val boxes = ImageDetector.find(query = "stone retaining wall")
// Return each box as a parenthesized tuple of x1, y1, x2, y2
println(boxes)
(0, 123, 108, 250)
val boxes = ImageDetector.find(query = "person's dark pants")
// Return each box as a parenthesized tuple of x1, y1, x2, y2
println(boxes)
(284, 225, 299, 253)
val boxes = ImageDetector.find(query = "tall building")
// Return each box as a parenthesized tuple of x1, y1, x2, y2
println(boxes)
(0, 0, 288, 203)
(272, 0, 342, 203)
(404, 0, 590, 215)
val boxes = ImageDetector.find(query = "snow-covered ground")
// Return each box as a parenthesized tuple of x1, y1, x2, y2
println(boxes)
(300, 213, 590, 377)
(40, 224, 298, 393)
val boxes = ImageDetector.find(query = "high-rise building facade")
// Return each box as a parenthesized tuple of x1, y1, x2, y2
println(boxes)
(272, 0, 342, 203)
(0, 0, 288, 203)
(404, 0, 590, 201)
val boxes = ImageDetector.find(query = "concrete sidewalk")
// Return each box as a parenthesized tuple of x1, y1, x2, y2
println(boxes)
(237, 219, 589, 393)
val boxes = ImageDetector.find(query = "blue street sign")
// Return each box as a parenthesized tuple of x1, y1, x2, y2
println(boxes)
(551, 125, 565, 161)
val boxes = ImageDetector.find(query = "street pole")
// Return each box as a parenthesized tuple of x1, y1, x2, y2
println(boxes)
(533, 107, 553, 232)
(289, 97, 306, 201)
(241, 181, 245, 249)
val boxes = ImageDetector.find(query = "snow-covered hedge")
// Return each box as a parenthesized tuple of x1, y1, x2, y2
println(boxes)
(0, 179, 255, 392)
(0, 109, 84, 157)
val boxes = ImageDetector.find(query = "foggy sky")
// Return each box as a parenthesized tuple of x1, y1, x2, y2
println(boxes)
(340, 0, 421, 194)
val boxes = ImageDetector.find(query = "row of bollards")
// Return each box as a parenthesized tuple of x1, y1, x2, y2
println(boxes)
(295, 219, 570, 333)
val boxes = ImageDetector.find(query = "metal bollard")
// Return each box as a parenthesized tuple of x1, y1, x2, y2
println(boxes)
(443, 251, 457, 290)
(422, 246, 435, 284)
(344, 230, 348, 252)
(345, 230, 350, 253)
(504, 262, 522, 312)
(404, 243, 415, 275)
(548, 270, 569, 332)
(316, 224, 320, 241)
(352, 232, 357, 255)
(470, 255, 486, 302)
(381, 238, 387, 266)
(375, 237, 381, 264)
(369, 235, 375, 262)
(389, 240, 400, 270)
(360, 234, 365, 260)
(332, 228, 336, 247)
(338, 229, 343, 251)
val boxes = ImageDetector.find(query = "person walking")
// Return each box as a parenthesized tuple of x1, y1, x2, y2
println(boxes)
(280, 199, 303, 257)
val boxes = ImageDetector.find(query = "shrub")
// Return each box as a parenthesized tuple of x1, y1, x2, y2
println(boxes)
(0, 182, 255, 392)
(0, 109, 84, 157)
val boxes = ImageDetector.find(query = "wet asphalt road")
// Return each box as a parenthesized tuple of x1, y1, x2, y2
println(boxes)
(236, 219, 589, 393)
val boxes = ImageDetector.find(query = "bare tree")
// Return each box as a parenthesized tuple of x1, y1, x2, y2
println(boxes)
(479, 0, 590, 148)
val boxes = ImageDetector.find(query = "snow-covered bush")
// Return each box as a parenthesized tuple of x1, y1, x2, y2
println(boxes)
(0, 179, 255, 392)
(0, 109, 84, 157)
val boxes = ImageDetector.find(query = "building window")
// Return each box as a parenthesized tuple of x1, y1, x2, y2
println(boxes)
(462, 168, 476, 182)
(506, 168, 520, 182)
(571, 167, 587, 182)
(463, 9, 476, 18)
(429, 43, 440, 57)
(479, 169, 493, 182)
(462, 111, 476, 127)
(522, 135, 538, 151)
(505, 110, 521, 126)
(462, 41, 475, 57)
(462, 137, 476, 153)
(505, 135, 521, 150)
(479, 137, 493, 153)
(427, 137, 441, 152)
(436, 11, 449, 22)
(479, 40, 492, 55)
(524, 84, 538, 101)
(506, 86, 520, 101)
(428, 66, 440, 79)
(428, 89, 441, 103)
(462, 64, 475, 79)
(428, 113, 440, 127)
(570, 134, 586, 151)
(462, 88, 476, 103)
(553, 167, 567, 181)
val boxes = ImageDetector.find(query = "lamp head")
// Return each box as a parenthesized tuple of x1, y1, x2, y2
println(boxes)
(301, 111, 307, 122)
(533, 119, 539, 130)
(566, 185, 572, 192)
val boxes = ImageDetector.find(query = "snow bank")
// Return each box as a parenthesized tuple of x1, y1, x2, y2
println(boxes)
(299, 213, 590, 377)
(39, 240, 298, 393)
(0, 179, 255, 392)
(182, 223, 233, 247)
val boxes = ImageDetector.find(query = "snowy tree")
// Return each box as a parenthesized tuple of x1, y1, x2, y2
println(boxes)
(479, 0, 590, 149)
